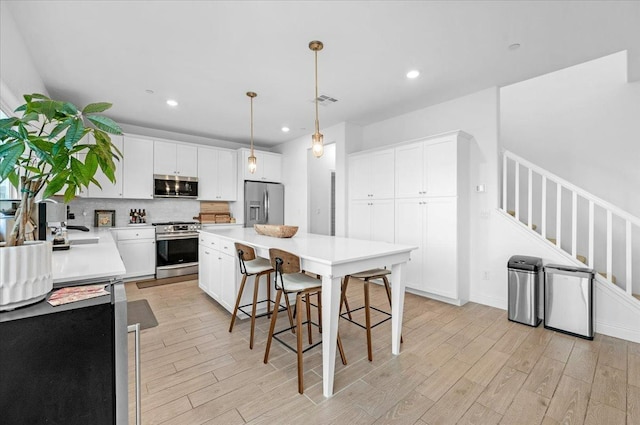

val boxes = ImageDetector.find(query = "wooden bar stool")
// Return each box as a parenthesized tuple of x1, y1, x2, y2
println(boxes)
(263, 248, 347, 394)
(339, 268, 402, 361)
(229, 242, 290, 349)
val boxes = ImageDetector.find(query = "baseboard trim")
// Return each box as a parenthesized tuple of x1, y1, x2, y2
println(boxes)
(595, 320, 640, 343)
(405, 287, 465, 306)
(469, 292, 506, 310)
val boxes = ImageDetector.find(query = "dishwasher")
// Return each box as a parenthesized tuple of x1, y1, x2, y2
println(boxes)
(544, 264, 595, 339)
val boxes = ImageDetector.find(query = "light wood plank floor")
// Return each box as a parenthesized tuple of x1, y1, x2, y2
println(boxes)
(126, 279, 639, 425)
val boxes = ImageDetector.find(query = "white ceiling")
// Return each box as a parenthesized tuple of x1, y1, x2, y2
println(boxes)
(5, 1, 640, 148)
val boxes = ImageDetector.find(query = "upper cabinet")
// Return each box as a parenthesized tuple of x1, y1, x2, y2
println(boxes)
(123, 136, 154, 199)
(197, 147, 237, 201)
(395, 137, 458, 198)
(240, 149, 282, 183)
(348, 148, 395, 200)
(154, 141, 198, 177)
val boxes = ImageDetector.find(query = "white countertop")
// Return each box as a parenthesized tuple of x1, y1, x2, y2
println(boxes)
(52, 228, 126, 285)
(200, 227, 416, 266)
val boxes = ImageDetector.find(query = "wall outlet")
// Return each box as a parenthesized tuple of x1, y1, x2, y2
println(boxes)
(482, 271, 491, 280)
(480, 210, 490, 219)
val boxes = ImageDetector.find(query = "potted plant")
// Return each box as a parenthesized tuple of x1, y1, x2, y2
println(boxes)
(0, 93, 122, 310)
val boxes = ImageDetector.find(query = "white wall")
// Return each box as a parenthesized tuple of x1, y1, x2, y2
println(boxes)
(274, 123, 347, 233)
(0, 2, 48, 111)
(501, 51, 640, 217)
(308, 143, 335, 235)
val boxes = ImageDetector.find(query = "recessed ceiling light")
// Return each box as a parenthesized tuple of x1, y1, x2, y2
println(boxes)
(166, 99, 178, 107)
(508, 43, 521, 51)
(406, 70, 420, 79)
(281, 126, 290, 133)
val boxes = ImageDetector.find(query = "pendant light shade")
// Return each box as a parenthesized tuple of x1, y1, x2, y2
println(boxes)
(309, 40, 324, 158)
(247, 91, 257, 174)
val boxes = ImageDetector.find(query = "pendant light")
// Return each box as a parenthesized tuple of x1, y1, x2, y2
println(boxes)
(309, 40, 324, 158)
(247, 91, 257, 174)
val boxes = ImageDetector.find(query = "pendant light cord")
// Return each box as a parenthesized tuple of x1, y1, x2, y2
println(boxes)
(250, 96, 254, 155)
(314, 49, 319, 133)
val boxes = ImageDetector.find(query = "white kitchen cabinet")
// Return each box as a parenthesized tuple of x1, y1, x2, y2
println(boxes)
(347, 130, 470, 305)
(395, 198, 460, 300)
(197, 147, 237, 200)
(86, 134, 124, 198)
(123, 136, 154, 199)
(348, 149, 394, 200)
(154, 140, 198, 177)
(240, 149, 282, 183)
(348, 199, 394, 243)
(198, 232, 237, 311)
(113, 228, 156, 279)
(395, 137, 458, 198)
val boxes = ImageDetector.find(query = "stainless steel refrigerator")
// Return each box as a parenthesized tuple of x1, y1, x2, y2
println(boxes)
(244, 181, 284, 227)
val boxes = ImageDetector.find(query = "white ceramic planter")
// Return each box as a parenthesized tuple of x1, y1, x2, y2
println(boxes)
(0, 241, 53, 311)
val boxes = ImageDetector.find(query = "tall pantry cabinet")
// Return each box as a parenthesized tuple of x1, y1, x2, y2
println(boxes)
(347, 130, 471, 306)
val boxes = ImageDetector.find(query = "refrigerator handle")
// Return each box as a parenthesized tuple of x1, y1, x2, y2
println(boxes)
(265, 189, 270, 222)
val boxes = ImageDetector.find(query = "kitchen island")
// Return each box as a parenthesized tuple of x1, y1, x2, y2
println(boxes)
(200, 227, 416, 397)
(0, 228, 129, 424)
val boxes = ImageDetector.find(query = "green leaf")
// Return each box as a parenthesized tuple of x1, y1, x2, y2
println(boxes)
(0, 127, 23, 140)
(63, 184, 77, 203)
(0, 117, 19, 128)
(29, 93, 50, 100)
(20, 112, 40, 123)
(82, 102, 112, 114)
(42, 171, 69, 199)
(70, 156, 90, 186)
(48, 118, 72, 140)
(64, 119, 85, 149)
(0, 142, 24, 179)
(7, 169, 19, 189)
(29, 100, 59, 120)
(84, 150, 99, 177)
(86, 115, 122, 134)
(50, 153, 69, 175)
(61, 102, 78, 116)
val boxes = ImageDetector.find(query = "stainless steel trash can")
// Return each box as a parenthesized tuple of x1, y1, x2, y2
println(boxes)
(544, 264, 595, 339)
(508, 255, 543, 327)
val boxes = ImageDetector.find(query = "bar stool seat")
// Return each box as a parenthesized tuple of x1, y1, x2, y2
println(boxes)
(340, 268, 401, 361)
(229, 243, 288, 350)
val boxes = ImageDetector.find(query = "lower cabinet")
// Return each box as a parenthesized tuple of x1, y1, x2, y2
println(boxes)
(113, 228, 156, 279)
(395, 197, 467, 303)
(198, 232, 270, 316)
(198, 233, 237, 312)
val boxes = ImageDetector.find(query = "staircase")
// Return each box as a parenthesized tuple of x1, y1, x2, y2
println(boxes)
(501, 150, 640, 304)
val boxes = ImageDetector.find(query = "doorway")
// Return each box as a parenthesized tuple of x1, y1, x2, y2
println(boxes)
(308, 143, 336, 235)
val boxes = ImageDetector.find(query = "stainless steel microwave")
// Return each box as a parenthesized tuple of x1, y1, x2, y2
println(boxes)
(153, 175, 198, 198)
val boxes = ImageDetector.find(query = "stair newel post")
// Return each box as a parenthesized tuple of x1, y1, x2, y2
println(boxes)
(502, 153, 507, 211)
(626, 220, 632, 296)
(556, 182, 562, 248)
(588, 200, 595, 269)
(541, 175, 547, 239)
(527, 168, 533, 230)
(515, 161, 520, 221)
(607, 210, 613, 283)
(572, 191, 578, 258)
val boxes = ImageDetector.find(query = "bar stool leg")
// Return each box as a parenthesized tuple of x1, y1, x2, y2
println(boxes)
(249, 274, 261, 349)
(264, 289, 283, 364)
(364, 278, 373, 361)
(284, 294, 295, 334)
(337, 332, 348, 365)
(317, 292, 322, 333)
(296, 292, 305, 394)
(305, 293, 313, 344)
(266, 272, 272, 318)
(341, 276, 353, 320)
(229, 274, 248, 332)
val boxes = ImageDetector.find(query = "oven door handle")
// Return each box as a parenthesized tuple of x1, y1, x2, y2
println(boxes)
(156, 234, 198, 241)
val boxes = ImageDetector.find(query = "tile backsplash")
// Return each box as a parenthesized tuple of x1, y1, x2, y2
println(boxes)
(67, 198, 203, 227)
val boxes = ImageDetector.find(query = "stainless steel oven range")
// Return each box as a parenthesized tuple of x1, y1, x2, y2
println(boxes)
(154, 221, 201, 279)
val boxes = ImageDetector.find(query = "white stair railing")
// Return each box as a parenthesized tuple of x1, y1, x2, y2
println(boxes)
(502, 150, 639, 299)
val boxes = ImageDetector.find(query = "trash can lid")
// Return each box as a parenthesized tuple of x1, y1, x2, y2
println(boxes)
(508, 255, 543, 272)
(544, 264, 595, 275)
